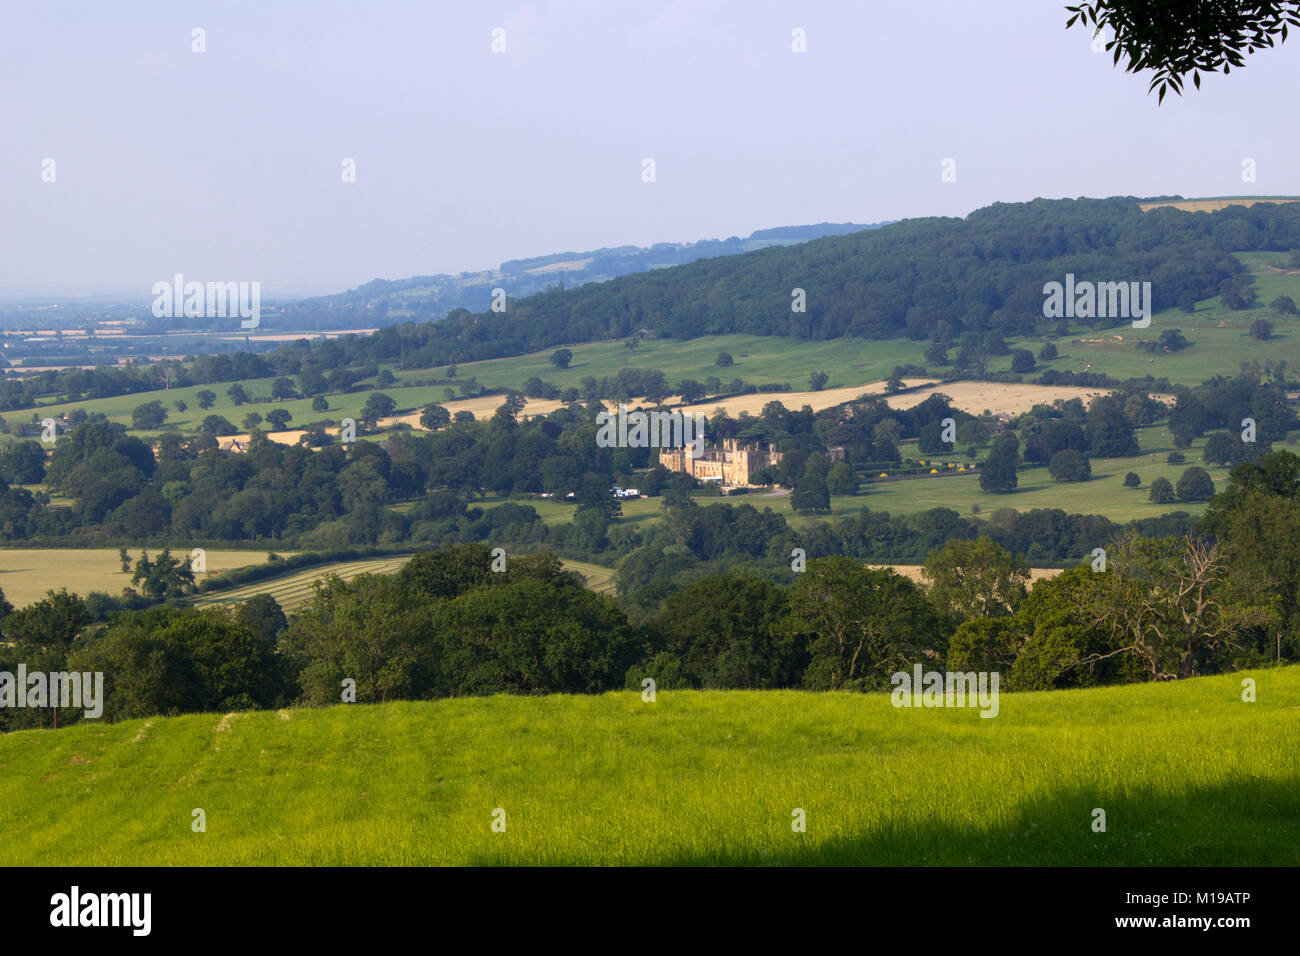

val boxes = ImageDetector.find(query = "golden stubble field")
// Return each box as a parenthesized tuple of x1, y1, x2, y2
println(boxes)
(0, 549, 291, 608)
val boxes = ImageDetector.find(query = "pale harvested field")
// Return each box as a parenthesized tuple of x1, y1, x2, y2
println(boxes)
(1138, 197, 1300, 213)
(215, 380, 1165, 452)
(653, 379, 937, 419)
(869, 564, 1065, 586)
(214, 329, 380, 341)
(0, 548, 292, 608)
(884, 381, 1172, 417)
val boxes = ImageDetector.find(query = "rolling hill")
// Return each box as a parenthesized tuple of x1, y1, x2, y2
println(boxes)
(1, 668, 1294, 865)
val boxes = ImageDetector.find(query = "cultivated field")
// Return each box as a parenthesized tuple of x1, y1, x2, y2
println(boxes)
(0, 548, 289, 608)
(189, 556, 412, 612)
(188, 555, 617, 611)
(886, 381, 1169, 417)
(1, 667, 1293, 865)
(1138, 197, 1300, 213)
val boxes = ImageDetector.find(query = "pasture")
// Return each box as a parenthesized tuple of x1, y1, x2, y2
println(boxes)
(0, 667, 1294, 865)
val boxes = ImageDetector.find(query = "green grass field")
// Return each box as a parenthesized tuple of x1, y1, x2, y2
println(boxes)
(475, 423, 1234, 528)
(1, 667, 1294, 865)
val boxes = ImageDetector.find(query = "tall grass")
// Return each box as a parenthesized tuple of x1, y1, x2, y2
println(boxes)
(1, 668, 1295, 865)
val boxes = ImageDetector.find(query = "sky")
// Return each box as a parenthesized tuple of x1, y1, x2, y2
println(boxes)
(2, 0, 1298, 297)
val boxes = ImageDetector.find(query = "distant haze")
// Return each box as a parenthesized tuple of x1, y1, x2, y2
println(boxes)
(2, 0, 1298, 295)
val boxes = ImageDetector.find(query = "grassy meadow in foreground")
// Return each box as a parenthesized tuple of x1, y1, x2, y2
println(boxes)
(1, 668, 1294, 865)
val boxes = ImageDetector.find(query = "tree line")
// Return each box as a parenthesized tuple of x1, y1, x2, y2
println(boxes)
(5, 446, 1295, 732)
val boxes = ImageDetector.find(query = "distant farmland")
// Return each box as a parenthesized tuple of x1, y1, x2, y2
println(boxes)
(191, 555, 618, 611)
(0, 548, 290, 608)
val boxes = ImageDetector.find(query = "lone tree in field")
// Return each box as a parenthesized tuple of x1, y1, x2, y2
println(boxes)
(715, 351, 734, 368)
(131, 401, 167, 430)
(1149, 476, 1176, 503)
(1177, 465, 1216, 501)
(1067, 1, 1300, 102)
(808, 371, 829, 392)
(361, 392, 397, 425)
(550, 348, 572, 369)
(271, 377, 298, 402)
(791, 456, 832, 513)
(131, 548, 196, 601)
(1049, 448, 1092, 482)
(980, 434, 1020, 493)
(420, 403, 452, 430)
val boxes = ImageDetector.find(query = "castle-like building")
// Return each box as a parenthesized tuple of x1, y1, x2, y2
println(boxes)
(659, 438, 783, 486)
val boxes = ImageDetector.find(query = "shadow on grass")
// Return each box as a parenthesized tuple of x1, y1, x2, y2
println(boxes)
(469, 777, 1300, 866)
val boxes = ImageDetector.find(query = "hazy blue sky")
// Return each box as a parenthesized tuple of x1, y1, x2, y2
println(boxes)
(2, 0, 1298, 296)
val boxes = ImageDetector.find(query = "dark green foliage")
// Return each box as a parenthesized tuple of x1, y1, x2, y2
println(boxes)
(1049, 448, 1092, 482)
(647, 573, 803, 688)
(131, 401, 167, 430)
(785, 558, 945, 691)
(1010, 349, 1035, 373)
(980, 434, 1020, 493)
(1149, 476, 1176, 504)
(1176, 466, 1215, 501)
